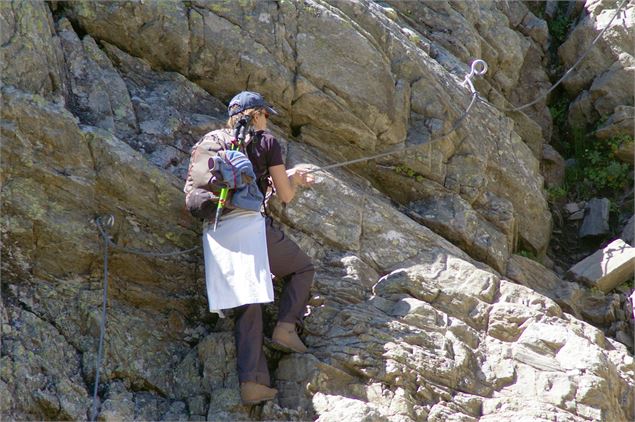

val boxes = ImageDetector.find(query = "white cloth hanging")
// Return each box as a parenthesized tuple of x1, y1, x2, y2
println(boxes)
(202, 210, 273, 317)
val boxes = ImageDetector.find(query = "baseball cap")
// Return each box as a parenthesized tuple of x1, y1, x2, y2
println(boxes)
(227, 91, 278, 117)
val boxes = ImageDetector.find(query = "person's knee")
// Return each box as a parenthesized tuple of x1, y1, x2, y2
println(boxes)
(296, 256, 314, 279)
(293, 260, 314, 292)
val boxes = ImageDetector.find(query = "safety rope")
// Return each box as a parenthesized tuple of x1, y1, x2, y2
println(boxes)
(90, 216, 198, 421)
(306, 59, 488, 174)
(498, 0, 628, 113)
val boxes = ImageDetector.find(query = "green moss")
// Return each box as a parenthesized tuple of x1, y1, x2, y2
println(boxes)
(113, 103, 129, 120)
(581, 133, 632, 193)
(517, 249, 539, 262)
(76, 2, 97, 20)
(620, 278, 634, 289)
(207, 1, 231, 14)
(548, 96, 569, 128)
(562, 127, 633, 202)
(550, 16, 571, 43)
(593, 114, 610, 130)
(547, 7, 574, 46)
(157, 190, 171, 207)
(407, 33, 421, 44)
(164, 231, 179, 243)
(546, 186, 567, 203)
(394, 164, 427, 184)
(394, 164, 415, 178)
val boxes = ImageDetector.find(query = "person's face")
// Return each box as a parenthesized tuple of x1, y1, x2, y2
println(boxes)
(252, 108, 269, 131)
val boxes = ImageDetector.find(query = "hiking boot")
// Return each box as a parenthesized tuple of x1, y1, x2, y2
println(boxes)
(271, 322, 308, 353)
(240, 382, 277, 405)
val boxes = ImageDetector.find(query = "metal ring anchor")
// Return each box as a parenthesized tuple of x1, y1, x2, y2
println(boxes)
(470, 59, 488, 76)
(461, 59, 488, 94)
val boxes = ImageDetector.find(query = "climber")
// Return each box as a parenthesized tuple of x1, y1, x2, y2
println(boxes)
(183, 91, 315, 405)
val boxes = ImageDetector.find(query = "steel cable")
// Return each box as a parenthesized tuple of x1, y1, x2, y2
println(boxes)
(90, 216, 198, 420)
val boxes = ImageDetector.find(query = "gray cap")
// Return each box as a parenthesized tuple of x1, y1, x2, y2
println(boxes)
(227, 91, 278, 117)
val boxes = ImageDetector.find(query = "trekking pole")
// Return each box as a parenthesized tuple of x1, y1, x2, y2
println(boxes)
(213, 117, 251, 231)
(213, 186, 230, 231)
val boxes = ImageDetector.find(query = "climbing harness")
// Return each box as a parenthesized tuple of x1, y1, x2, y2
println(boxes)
(498, 0, 628, 113)
(90, 216, 198, 421)
(305, 59, 488, 175)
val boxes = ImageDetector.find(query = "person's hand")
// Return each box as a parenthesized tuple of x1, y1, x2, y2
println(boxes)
(287, 168, 315, 187)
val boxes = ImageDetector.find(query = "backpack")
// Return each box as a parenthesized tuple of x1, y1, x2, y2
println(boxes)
(183, 128, 263, 220)
(184, 129, 233, 220)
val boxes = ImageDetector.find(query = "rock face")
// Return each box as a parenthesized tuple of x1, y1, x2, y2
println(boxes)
(61, 0, 553, 265)
(560, 0, 635, 131)
(1, 1, 633, 421)
(282, 263, 634, 422)
(0, 1, 66, 99)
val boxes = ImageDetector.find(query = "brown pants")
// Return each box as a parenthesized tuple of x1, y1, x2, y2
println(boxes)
(233, 218, 314, 385)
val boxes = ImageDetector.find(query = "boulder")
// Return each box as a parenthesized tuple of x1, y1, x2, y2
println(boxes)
(621, 215, 634, 245)
(567, 238, 635, 292)
(63, 1, 191, 74)
(287, 262, 635, 422)
(386, 0, 553, 145)
(594, 105, 634, 141)
(579, 198, 610, 238)
(565, 202, 583, 214)
(311, 393, 389, 422)
(93, 397, 182, 422)
(507, 254, 622, 326)
(100, 42, 228, 178)
(587, 53, 634, 118)
(559, 0, 634, 94)
(542, 144, 566, 188)
(614, 139, 634, 164)
(568, 53, 635, 127)
(407, 187, 511, 274)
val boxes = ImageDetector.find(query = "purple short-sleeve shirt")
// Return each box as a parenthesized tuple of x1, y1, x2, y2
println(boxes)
(245, 130, 284, 196)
